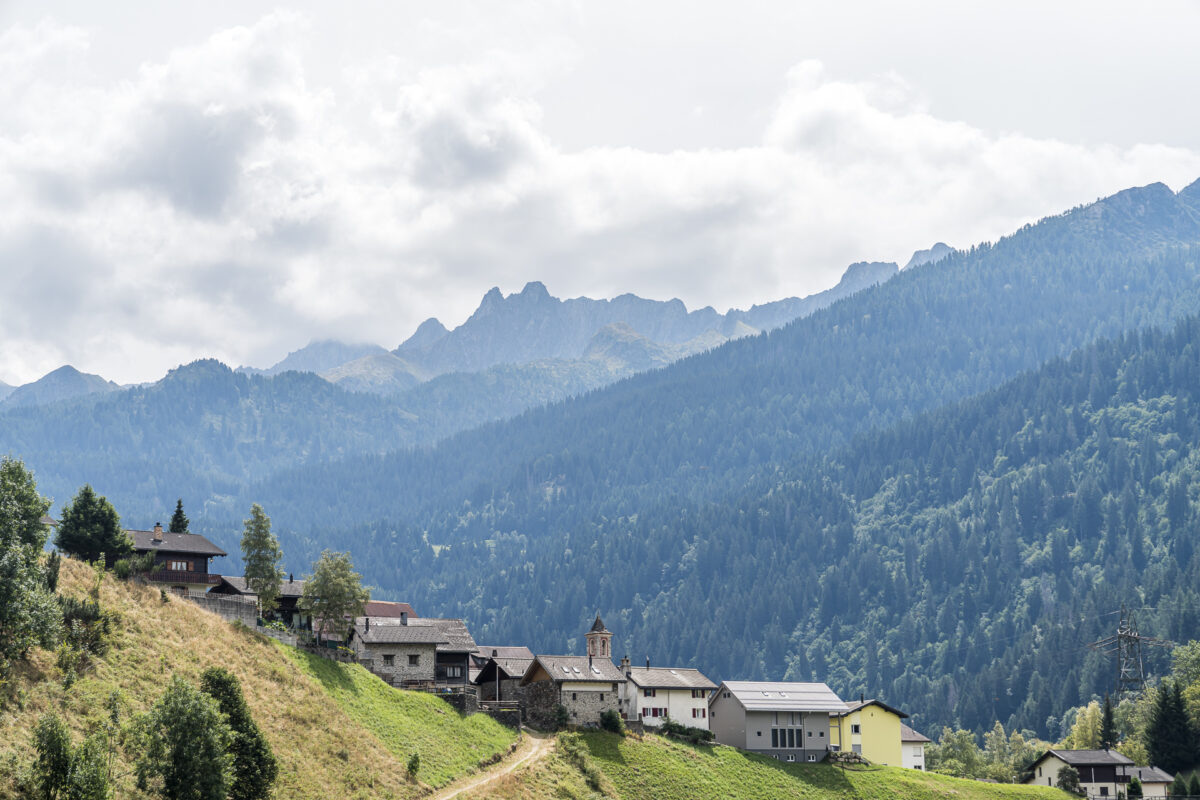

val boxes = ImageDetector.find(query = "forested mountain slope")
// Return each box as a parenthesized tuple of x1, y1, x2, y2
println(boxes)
(238, 181, 1200, 536)
(292, 309, 1200, 741)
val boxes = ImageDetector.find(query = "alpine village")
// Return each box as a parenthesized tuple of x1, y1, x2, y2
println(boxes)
(6, 9, 1200, 800)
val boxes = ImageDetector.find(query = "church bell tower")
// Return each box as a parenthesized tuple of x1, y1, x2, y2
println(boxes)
(585, 613, 613, 660)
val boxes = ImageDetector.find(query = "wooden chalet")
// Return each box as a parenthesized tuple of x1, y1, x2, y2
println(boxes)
(471, 646, 535, 702)
(209, 574, 312, 629)
(132, 523, 226, 596)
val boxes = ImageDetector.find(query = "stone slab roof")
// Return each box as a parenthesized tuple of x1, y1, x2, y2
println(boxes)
(364, 600, 418, 618)
(216, 575, 307, 598)
(717, 681, 849, 713)
(900, 723, 931, 743)
(1129, 765, 1173, 783)
(131, 529, 227, 557)
(523, 655, 626, 684)
(624, 666, 716, 690)
(351, 617, 475, 651)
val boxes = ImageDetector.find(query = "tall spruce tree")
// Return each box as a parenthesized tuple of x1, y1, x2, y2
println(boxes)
(200, 667, 277, 800)
(240, 504, 283, 617)
(0, 457, 61, 672)
(1147, 682, 1196, 775)
(1100, 694, 1117, 750)
(54, 485, 132, 565)
(299, 550, 369, 644)
(168, 499, 189, 534)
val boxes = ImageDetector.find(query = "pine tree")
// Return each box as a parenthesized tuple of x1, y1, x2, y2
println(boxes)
(1101, 694, 1117, 750)
(1148, 682, 1195, 775)
(54, 485, 132, 565)
(200, 667, 277, 800)
(240, 504, 283, 617)
(168, 499, 189, 534)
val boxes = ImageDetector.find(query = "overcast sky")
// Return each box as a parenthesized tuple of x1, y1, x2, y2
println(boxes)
(3, 1, 1200, 385)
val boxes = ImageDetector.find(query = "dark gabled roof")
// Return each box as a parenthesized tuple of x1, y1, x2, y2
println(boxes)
(838, 698, 910, 719)
(131, 529, 227, 557)
(472, 652, 537, 685)
(589, 614, 610, 634)
(624, 666, 716, 690)
(474, 645, 534, 661)
(1039, 749, 1135, 767)
(521, 655, 626, 685)
(216, 575, 307, 598)
(1129, 766, 1173, 783)
(900, 723, 931, 743)
(350, 617, 475, 651)
(352, 618, 449, 646)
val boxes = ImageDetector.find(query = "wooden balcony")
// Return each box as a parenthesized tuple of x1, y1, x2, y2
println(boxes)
(146, 570, 222, 585)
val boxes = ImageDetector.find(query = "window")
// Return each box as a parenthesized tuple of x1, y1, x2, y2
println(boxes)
(851, 724, 861, 734)
(642, 708, 650, 717)
(1099, 790, 1108, 798)
(382, 654, 395, 666)
(819, 731, 824, 738)
(807, 730, 813, 738)
(600, 694, 605, 701)
(756, 730, 761, 736)
(409, 654, 419, 666)
(572, 692, 577, 700)
(644, 688, 656, 697)
(771, 729, 778, 747)
(652, 708, 660, 718)
(169, 560, 188, 571)
(787, 729, 795, 748)
(691, 689, 706, 698)
(447, 666, 463, 678)
(807, 754, 817, 762)
(787, 754, 795, 762)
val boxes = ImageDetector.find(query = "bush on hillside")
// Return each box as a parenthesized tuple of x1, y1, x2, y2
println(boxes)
(659, 717, 715, 745)
(599, 709, 625, 735)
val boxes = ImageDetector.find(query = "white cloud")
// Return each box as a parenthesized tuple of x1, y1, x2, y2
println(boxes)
(1, 12, 1199, 385)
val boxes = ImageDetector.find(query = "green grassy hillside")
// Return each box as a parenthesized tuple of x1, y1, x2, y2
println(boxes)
(0, 558, 517, 799)
(471, 731, 1074, 800)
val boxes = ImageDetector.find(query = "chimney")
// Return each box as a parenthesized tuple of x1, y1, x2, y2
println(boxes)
(401, 611, 408, 625)
(153, 522, 163, 542)
(620, 655, 630, 675)
(860, 693, 864, 704)
(492, 649, 498, 657)
(289, 573, 293, 583)
(365, 617, 370, 632)
(645, 656, 650, 669)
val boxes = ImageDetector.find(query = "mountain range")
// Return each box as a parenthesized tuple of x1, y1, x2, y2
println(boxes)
(4, 178, 1200, 739)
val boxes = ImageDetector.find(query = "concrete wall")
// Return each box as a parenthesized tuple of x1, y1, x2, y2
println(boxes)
(902, 743, 926, 770)
(708, 690, 747, 748)
(709, 702, 832, 762)
(186, 594, 257, 627)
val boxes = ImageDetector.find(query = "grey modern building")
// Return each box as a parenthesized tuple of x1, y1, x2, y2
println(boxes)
(708, 681, 849, 763)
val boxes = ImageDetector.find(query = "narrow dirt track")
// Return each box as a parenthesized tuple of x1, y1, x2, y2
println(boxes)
(431, 730, 554, 800)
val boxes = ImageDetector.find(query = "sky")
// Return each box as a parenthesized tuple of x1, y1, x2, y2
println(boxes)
(2, 1, 1200, 385)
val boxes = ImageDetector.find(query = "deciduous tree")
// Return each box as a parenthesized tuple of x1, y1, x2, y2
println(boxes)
(299, 550, 368, 644)
(134, 677, 232, 800)
(0, 458, 61, 673)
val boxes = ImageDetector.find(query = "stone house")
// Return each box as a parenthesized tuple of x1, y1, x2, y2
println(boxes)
(471, 646, 534, 702)
(347, 616, 476, 689)
(520, 615, 626, 728)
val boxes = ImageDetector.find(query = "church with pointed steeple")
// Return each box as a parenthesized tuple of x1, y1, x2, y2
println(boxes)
(517, 613, 627, 728)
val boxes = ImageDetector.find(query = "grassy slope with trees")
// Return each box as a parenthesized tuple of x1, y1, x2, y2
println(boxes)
(0, 558, 516, 800)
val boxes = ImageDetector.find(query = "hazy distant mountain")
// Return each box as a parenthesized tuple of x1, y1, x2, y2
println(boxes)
(0, 366, 120, 411)
(320, 353, 426, 396)
(394, 263, 899, 380)
(0, 380, 12, 403)
(242, 340, 390, 376)
(902, 242, 954, 270)
(728, 260, 898, 331)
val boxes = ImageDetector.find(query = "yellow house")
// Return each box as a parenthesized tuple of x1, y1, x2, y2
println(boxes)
(829, 699, 908, 766)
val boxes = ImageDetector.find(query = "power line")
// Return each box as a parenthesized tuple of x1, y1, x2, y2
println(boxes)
(1087, 604, 1172, 698)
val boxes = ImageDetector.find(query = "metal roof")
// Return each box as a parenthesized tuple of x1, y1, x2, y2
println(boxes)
(717, 681, 849, 713)
(1043, 749, 1135, 767)
(624, 666, 716, 690)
